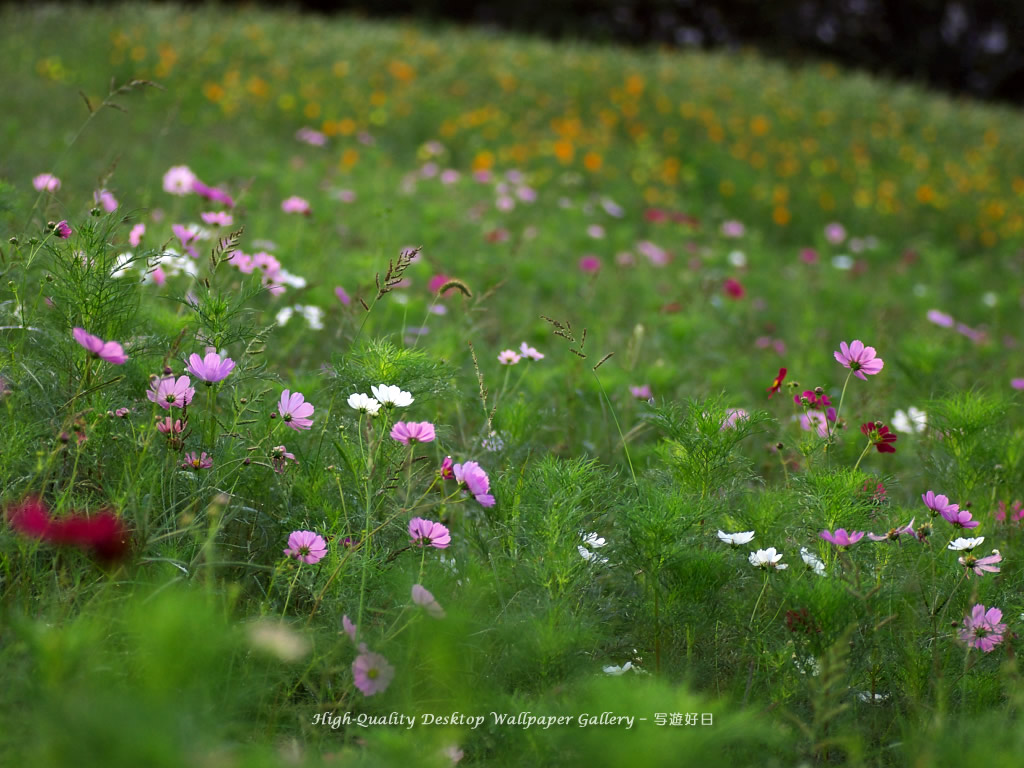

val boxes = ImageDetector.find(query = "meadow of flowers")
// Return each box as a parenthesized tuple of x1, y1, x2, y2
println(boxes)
(2, 4, 1024, 767)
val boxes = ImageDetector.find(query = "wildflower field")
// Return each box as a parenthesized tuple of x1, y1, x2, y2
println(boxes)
(3, 4, 1024, 766)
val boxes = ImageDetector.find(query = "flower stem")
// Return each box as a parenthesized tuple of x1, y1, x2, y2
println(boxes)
(281, 563, 302, 617)
(828, 369, 854, 442)
(852, 439, 873, 473)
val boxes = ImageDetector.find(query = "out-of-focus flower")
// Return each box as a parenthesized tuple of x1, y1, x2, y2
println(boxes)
(352, 650, 395, 696)
(411, 584, 445, 618)
(33, 173, 61, 192)
(73, 328, 127, 364)
(163, 165, 196, 196)
(390, 421, 436, 445)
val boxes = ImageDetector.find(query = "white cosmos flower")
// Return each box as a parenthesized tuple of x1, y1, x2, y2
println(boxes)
(603, 662, 634, 676)
(891, 406, 927, 434)
(347, 393, 381, 415)
(800, 547, 826, 576)
(582, 532, 607, 548)
(371, 384, 414, 407)
(948, 536, 984, 551)
(578, 545, 609, 564)
(275, 307, 294, 326)
(298, 304, 323, 330)
(749, 547, 787, 570)
(856, 691, 890, 704)
(717, 530, 755, 546)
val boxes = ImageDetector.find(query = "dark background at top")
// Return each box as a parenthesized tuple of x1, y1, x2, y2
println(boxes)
(20, 0, 1024, 104)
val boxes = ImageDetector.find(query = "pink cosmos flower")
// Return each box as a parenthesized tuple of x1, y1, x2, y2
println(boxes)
(191, 179, 235, 207)
(721, 220, 745, 238)
(927, 309, 955, 328)
(867, 518, 916, 542)
(295, 127, 327, 146)
(497, 349, 521, 365)
(519, 342, 544, 360)
(278, 390, 314, 430)
(283, 530, 328, 564)
(922, 491, 958, 518)
(390, 421, 436, 445)
(921, 490, 980, 529)
(200, 211, 233, 227)
(93, 189, 118, 212)
(54, 220, 73, 239)
(33, 173, 61, 192)
(453, 461, 495, 507)
(186, 351, 235, 384)
(182, 451, 212, 471)
(834, 340, 884, 380)
(630, 384, 652, 399)
(721, 408, 749, 430)
(578, 255, 601, 273)
(960, 604, 1007, 651)
(440, 456, 455, 479)
(72, 327, 128, 364)
(270, 445, 297, 473)
(128, 223, 145, 247)
(824, 222, 847, 244)
(156, 417, 185, 435)
(146, 375, 195, 409)
(820, 528, 865, 547)
(352, 650, 395, 696)
(800, 247, 819, 264)
(959, 549, 1002, 578)
(334, 286, 351, 306)
(409, 517, 451, 549)
(1012, 378, 1024, 390)
(162, 165, 196, 196)
(342, 614, 358, 643)
(281, 196, 311, 216)
(411, 584, 445, 618)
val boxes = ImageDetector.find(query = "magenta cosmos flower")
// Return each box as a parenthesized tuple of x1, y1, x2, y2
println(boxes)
(352, 649, 395, 696)
(73, 327, 128, 364)
(409, 517, 451, 549)
(440, 456, 455, 479)
(186, 351, 235, 384)
(411, 584, 445, 618)
(191, 179, 236, 207)
(390, 421, 436, 445)
(960, 604, 1007, 652)
(54, 220, 73, 239)
(281, 196, 311, 215)
(453, 461, 495, 507)
(820, 528, 865, 547)
(33, 173, 61, 192)
(182, 451, 212, 471)
(861, 422, 898, 453)
(283, 530, 328, 564)
(147, 375, 195, 410)
(278, 390, 314, 430)
(834, 340, 884, 380)
(959, 549, 1002, 578)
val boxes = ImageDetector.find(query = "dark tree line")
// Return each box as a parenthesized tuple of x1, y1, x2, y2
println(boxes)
(55, 0, 1024, 103)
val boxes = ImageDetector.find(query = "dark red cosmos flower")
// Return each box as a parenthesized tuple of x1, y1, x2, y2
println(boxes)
(767, 367, 787, 398)
(6, 496, 130, 562)
(861, 422, 898, 453)
(723, 278, 745, 299)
